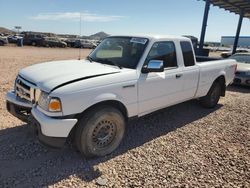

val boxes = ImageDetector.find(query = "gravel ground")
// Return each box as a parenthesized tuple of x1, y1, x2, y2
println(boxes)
(0, 46, 249, 187)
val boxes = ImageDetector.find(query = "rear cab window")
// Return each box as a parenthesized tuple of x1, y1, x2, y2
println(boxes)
(180, 41, 195, 67)
(145, 41, 177, 68)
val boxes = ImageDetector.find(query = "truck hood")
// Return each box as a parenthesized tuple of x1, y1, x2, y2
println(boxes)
(237, 62, 250, 72)
(19, 60, 121, 92)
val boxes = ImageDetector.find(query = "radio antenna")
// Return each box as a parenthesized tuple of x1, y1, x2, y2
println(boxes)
(78, 12, 82, 60)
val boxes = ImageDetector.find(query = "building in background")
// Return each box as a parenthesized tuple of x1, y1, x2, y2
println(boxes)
(221, 36, 250, 47)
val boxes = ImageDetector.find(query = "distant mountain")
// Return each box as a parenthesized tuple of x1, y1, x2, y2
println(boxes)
(89, 32, 109, 40)
(0, 27, 15, 34)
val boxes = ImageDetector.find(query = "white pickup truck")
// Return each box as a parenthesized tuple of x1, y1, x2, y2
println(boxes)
(6, 35, 237, 157)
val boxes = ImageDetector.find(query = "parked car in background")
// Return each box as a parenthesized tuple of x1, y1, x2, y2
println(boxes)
(62, 38, 77, 47)
(74, 39, 97, 49)
(95, 40, 102, 46)
(7, 34, 24, 43)
(0, 34, 8, 46)
(229, 53, 250, 86)
(43, 37, 67, 48)
(221, 49, 249, 58)
(22, 32, 46, 46)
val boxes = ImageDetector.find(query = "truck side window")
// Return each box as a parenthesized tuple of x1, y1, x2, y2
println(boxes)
(180, 41, 195, 66)
(146, 41, 177, 68)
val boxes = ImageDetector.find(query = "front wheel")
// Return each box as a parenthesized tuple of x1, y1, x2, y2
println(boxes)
(75, 106, 125, 158)
(200, 82, 222, 108)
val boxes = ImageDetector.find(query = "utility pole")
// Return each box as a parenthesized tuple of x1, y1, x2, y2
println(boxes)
(78, 13, 82, 60)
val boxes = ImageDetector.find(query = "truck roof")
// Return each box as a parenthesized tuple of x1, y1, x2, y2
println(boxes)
(108, 34, 190, 41)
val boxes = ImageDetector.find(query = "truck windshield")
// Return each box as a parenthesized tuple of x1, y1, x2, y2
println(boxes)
(88, 37, 148, 69)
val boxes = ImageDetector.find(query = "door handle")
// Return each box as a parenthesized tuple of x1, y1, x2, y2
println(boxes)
(176, 74, 183, 78)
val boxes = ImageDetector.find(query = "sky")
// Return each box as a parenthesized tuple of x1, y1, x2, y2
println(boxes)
(0, 0, 249, 42)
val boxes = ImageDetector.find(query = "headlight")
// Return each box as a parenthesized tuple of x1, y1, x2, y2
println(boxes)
(38, 91, 62, 112)
(38, 91, 49, 110)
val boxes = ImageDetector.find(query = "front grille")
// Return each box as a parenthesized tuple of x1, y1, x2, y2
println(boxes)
(235, 71, 241, 75)
(235, 71, 246, 76)
(15, 76, 35, 102)
(234, 78, 241, 84)
(235, 71, 250, 76)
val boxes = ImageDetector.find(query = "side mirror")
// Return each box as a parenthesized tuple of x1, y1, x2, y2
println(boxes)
(141, 60, 164, 73)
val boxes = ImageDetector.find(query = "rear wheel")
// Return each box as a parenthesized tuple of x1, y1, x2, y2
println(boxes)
(75, 106, 125, 158)
(0, 41, 4, 46)
(200, 82, 221, 108)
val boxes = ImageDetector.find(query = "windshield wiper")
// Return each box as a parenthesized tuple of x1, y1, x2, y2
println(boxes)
(98, 59, 122, 69)
(86, 56, 93, 63)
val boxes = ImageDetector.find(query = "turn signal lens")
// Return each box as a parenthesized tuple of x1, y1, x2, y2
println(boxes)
(48, 98, 62, 112)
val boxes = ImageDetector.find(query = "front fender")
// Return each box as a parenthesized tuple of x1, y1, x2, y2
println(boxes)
(92, 93, 123, 104)
(59, 88, 137, 117)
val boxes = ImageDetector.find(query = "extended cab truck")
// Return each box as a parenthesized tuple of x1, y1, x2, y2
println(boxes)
(6, 35, 237, 157)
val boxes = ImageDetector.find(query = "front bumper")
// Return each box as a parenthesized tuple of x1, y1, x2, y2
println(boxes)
(29, 116, 69, 148)
(6, 90, 78, 148)
(31, 107, 77, 138)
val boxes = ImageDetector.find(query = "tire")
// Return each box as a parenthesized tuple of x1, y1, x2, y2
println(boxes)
(200, 82, 221, 108)
(0, 41, 4, 46)
(75, 106, 125, 158)
(31, 41, 36, 46)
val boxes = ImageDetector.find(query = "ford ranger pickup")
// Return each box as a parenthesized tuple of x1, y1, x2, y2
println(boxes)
(6, 35, 237, 157)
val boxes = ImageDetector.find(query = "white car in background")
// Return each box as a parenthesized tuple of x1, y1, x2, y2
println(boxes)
(7, 34, 24, 43)
(0, 34, 8, 46)
(75, 39, 97, 49)
(229, 53, 250, 86)
(221, 49, 250, 58)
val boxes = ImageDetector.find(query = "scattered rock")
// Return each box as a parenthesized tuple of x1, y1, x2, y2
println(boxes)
(96, 177, 108, 186)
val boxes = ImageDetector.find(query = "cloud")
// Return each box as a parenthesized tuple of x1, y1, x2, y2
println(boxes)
(30, 12, 125, 22)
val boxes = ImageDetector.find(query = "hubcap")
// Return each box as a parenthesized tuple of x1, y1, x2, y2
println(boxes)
(92, 120, 116, 148)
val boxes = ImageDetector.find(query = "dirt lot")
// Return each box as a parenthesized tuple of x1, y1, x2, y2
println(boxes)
(0, 46, 249, 187)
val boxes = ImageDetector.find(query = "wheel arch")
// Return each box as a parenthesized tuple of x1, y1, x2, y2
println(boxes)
(69, 99, 128, 141)
(78, 100, 128, 119)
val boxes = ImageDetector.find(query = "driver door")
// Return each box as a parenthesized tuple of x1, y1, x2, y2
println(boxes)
(138, 41, 184, 116)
